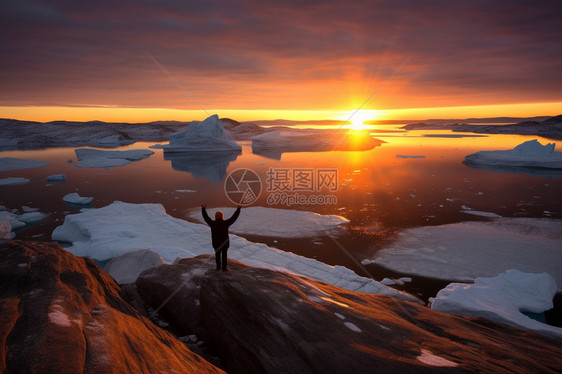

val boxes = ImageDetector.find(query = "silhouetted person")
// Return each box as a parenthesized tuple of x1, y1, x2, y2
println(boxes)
(201, 204, 241, 271)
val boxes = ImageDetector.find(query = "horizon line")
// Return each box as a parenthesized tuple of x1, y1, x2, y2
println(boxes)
(0, 102, 561, 123)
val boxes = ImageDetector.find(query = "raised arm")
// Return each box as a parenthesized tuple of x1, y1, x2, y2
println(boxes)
(201, 204, 213, 225)
(225, 205, 241, 226)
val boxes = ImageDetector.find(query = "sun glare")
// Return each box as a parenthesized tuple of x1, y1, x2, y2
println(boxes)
(346, 110, 378, 131)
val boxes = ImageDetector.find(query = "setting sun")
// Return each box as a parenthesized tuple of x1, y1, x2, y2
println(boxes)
(338, 110, 382, 130)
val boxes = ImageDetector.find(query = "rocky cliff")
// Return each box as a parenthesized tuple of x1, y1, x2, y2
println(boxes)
(136, 255, 562, 374)
(0, 240, 224, 373)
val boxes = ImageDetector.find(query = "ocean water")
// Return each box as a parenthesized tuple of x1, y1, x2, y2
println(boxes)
(2, 128, 561, 300)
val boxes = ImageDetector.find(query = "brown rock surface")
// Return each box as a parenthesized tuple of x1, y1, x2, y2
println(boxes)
(0, 240, 224, 374)
(136, 255, 562, 374)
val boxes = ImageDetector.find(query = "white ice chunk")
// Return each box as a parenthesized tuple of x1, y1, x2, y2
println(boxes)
(432, 269, 562, 340)
(460, 210, 502, 218)
(103, 248, 166, 284)
(47, 174, 66, 182)
(464, 139, 562, 169)
(0, 177, 30, 186)
(0, 158, 48, 171)
(52, 201, 416, 301)
(372, 218, 562, 290)
(163, 114, 241, 153)
(189, 206, 349, 238)
(74, 148, 154, 168)
(381, 278, 395, 286)
(63, 192, 94, 205)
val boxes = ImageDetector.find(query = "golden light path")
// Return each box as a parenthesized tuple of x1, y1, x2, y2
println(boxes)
(0, 101, 560, 123)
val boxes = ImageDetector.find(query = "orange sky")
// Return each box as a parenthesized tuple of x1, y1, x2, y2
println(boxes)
(1, 1, 561, 123)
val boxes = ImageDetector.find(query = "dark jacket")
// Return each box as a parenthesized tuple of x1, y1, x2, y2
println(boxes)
(202, 206, 241, 250)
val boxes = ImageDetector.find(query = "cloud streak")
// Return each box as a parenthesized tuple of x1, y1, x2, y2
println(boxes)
(1, 0, 561, 112)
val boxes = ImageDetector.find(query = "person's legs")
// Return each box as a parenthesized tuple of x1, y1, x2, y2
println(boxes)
(215, 248, 221, 270)
(221, 248, 228, 271)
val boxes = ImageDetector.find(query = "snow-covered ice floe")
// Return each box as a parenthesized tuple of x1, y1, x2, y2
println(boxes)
(464, 139, 562, 176)
(251, 130, 382, 160)
(189, 206, 349, 238)
(0, 157, 48, 171)
(0, 177, 30, 186)
(367, 218, 562, 290)
(51, 201, 416, 301)
(74, 148, 154, 168)
(432, 269, 562, 340)
(163, 114, 242, 153)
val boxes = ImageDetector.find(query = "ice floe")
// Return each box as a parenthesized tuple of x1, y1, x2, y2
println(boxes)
(74, 148, 154, 168)
(0, 157, 48, 171)
(432, 269, 562, 340)
(0, 208, 46, 238)
(163, 114, 242, 153)
(395, 155, 426, 159)
(51, 201, 416, 301)
(63, 192, 93, 205)
(464, 139, 562, 176)
(368, 218, 562, 290)
(188, 206, 349, 238)
(47, 174, 66, 182)
(0, 177, 30, 186)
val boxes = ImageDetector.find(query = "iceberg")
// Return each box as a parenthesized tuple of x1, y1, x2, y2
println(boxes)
(0, 157, 48, 171)
(432, 269, 562, 340)
(74, 148, 154, 168)
(51, 201, 416, 301)
(163, 114, 242, 153)
(368, 218, 562, 290)
(464, 139, 562, 175)
(251, 130, 382, 160)
(188, 206, 349, 237)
